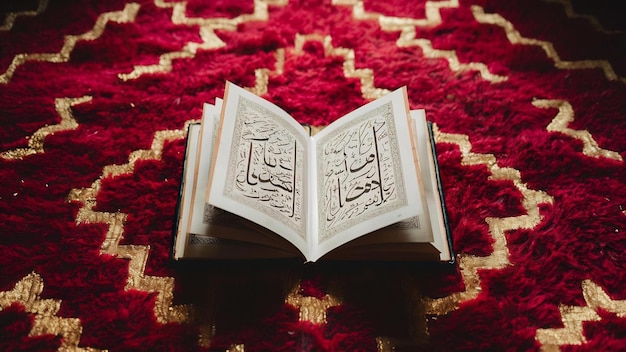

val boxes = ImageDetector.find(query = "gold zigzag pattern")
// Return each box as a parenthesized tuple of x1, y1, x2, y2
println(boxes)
(285, 282, 341, 324)
(536, 280, 626, 350)
(1, 96, 92, 160)
(246, 48, 285, 96)
(395, 35, 508, 83)
(246, 33, 392, 100)
(543, 0, 625, 35)
(533, 99, 623, 161)
(335, 0, 507, 83)
(67, 121, 199, 325)
(0, 0, 49, 31)
(472, 5, 626, 84)
(0, 3, 140, 85)
(119, 0, 287, 81)
(423, 124, 554, 315)
(0, 272, 103, 352)
(333, 0, 453, 26)
(226, 282, 342, 351)
(294, 34, 391, 100)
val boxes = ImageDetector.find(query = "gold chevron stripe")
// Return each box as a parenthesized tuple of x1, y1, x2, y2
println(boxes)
(246, 33, 391, 100)
(246, 48, 285, 96)
(0, 3, 140, 85)
(423, 124, 553, 315)
(533, 99, 622, 161)
(543, 0, 625, 35)
(396, 35, 508, 83)
(1, 96, 92, 160)
(0, 272, 103, 352)
(536, 280, 626, 350)
(333, 0, 456, 27)
(154, 0, 288, 26)
(0, 0, 49, 31)
(119, 0, 286, 81)
(294, 34, 392, 100)
(67, 121, 198, 325)
(472, 5, 625, 84)
(285, 282, 341, 324)
(334, 0, 507, 83)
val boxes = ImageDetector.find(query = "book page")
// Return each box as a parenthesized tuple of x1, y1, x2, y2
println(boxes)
(411, 110, 452, 261)
(187, 103, 219, 237)
(189, 102, 291, 247)
(311, 87, 425, 260)
(172, 123, 201, 260)
(207, 82, 310, 257)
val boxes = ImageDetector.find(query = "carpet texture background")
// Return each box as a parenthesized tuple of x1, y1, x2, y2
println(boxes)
(1, 0, 625, 351)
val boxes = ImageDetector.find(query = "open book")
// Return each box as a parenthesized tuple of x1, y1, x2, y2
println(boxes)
(172, 82, 452, 262)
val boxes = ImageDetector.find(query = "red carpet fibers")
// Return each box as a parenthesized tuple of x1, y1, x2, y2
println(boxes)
(1, 0, 625, 351)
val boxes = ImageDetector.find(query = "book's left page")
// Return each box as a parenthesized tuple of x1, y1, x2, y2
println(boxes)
(174, 103, 303, 260)
(207, 82, 311, 258)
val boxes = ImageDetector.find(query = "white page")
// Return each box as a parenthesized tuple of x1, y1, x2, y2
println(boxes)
(187, 103, 218, 236)
(207, 82, 311, 258)
(310, 87, 425, 261)
(189, 101, 299, 250)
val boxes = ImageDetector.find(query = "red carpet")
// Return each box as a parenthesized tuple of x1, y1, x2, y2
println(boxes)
(1, 0, 625, 351)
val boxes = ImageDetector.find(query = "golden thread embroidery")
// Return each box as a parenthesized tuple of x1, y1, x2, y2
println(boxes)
(1, 96, 92, 160)
(423, 124, 554, 315)
(542, 0, 625, 35)
(0, 0, 49, 31)
(246, 48, 285, 96)
(285, 283, 341, 324)
(67, 121, 199, 325)
(472, 5, 626, 84)
(533, 99, 623, 161)
(536, 280, 626, 350)
(0, 3, 140, 85)
(294, 34, 391, 100)
(119, 0, 286, 81)
(0, 272, 104, 352)
(335, 0, 507, 83)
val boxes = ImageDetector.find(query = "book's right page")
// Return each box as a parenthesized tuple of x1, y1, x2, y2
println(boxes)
(310, 87, 425, 261)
